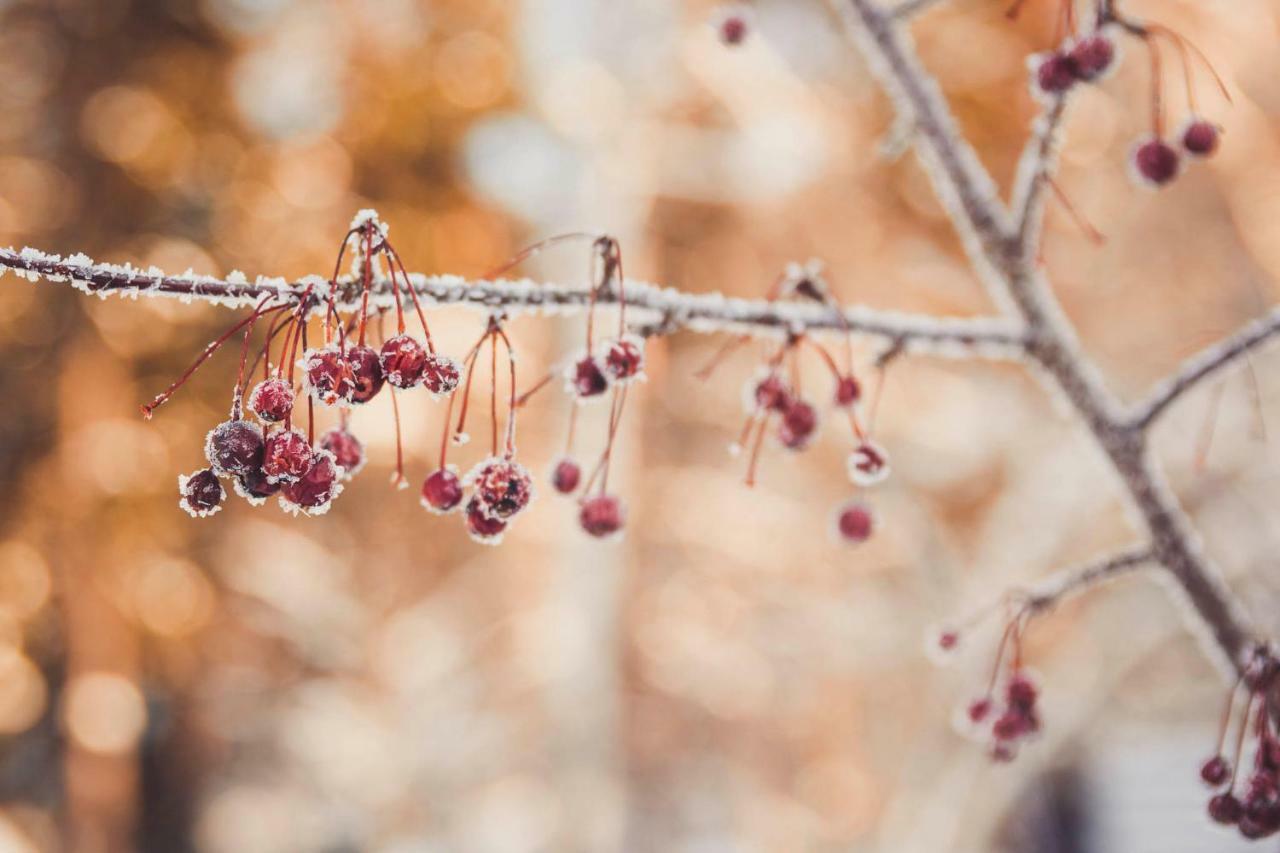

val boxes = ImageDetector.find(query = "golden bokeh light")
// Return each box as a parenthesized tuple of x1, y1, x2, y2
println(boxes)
(62, 672, 147, 756)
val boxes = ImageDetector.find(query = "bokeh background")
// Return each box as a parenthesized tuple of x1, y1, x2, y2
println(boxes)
(1, 0, 1280, 850)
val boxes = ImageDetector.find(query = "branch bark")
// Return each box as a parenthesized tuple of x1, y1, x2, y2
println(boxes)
(1023, 545, 1154, 614)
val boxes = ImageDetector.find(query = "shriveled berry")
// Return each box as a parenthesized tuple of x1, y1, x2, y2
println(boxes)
(1067, 34, 1114, 81)
(233, 467, 280, 506)
(421, 468, 464, 514)
(1182, 120, 1220, 157)
(777, 399, 818, 450)
(379, 334, 428, 389)
(847, 441, 890, 486)
(422, 353, 461, 397)
(834, 375, 860, 408)
(551, 457, 582, 494)
(833, 500, 874, 544)
(1201, 756, 1231, 787)
(279, 449, 343, 516)
(1034, 52, 1077, 95)
(178, 468, 225, 518)
(1208, 793, 1243, 825)
(603, 336, 645, 383)
(580, 494, 625, 538)
(468, 457, 534, 520)
(1132, 137, 1180, 187)
(319, 427, 365, 480)
(345, 344, 385, 404)
(247, 378, 294, 423)
(204, 419, 265, 477)
(465, 496, 507, 544)
(303, 345, 356, 406)
(262, 429, 312, 483)
(568, 355, 609, 400)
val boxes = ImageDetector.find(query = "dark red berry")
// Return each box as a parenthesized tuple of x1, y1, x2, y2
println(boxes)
(777, 399, 818, 450)
(247, 378, 294, 423)
(1182, 120, 1220, 157)
(1067, 34, 1114, 81)
(204, 419, 265, 477)
(303, 345, 356, 406)
(178, 468, 225, 517)
(279, 449, 343, 516)
(1034, 52, 1077, 95)
(262, 429, 312, 484)
(379, 334, 428, 389)
(847, 441, 889, 486)
(319, 427, 365, 480)
(421, 468, 464, 514)
(579, 494, 625, 538)
(716, 6, 749, 45)
(967, 698, 992, 723)
(603, 336, 645, 383)
(569, 355, 609, 399)
(234, 466, 281, 505)
(1208, 793, 1242, 825)
(750, 373, 791, 413)
(421, 353, 461, 397)
(834, 375, 860, 408)
(468, 457, 534, 520)
(551, 457, 582, 494)
(1132, 137, 1180, 187)
(834, 500, 874, 544)
(465, 496, 507, 544)
(1006, 674, 1038, 712)
(937, 629, 959, 651)
(1201, 756, 1231, 787)
(992, 710, 1031, 741)
(345, 344, 385, 404)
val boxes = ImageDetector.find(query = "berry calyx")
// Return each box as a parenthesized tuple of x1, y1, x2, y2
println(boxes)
(279, 449, 343, 516)
(1033, 52, 1077, 96)
(345, 344, 385, 404)
(204, 419, 265, 477)
(421, 352, 462, 397)
(319, 427, 366, 481)
(603, 336, 645, 384)
(551, 457, 582, 494)
(178, 469, 225, 518)
(467, 457, 534, 520)
(233, 467, 280, 506)
(777, 399, 818, 450)
(579, 494, 625, 538)
(1132, 137, 1181, 188)
(303, 345, 356, 407)
(379, 334, 428, 389)
(421, 468, 464, 514)
(465, 496, 507, 545)
(262, 429, 312, 484)
(568, 355, 610, 400)
(1182, 119, 1220, 157)
(247, 378, 294, 423)
(847, 441, 890, 486)
(833, 500, 874, 544)
(1067, 34, 1115, 81)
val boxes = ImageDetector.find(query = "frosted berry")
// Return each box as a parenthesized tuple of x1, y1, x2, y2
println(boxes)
(247, 378, 294, 423)
(847, 441, 889, 486)
(834, 500, 874, 544)
(569, 355, 609, 400)
(603, 336, 645, 383)
(468, 457, 534, 520)
(465, 496, 507, 544)
(178, 469, 225, 517)
(1034, 52, 1077, 95)
(204, 419, 265, 477)
(233, 467, 280, 506)
(1132, 137, 1180, 187)
(1182, 120, 1220, 157)
(303, 345, 356, 406)
(551, 457, 582, 494)
(749, 372, 791, 413)
(421, 353, 462, 397)
(421, 468, 464, 514)
(1201, 756, 1231, 787)
(319, 427, 366, 480)
(379, 334, 428, 389)
(262, 429, 312, 483)
(279, 449, 343, 516)
(345, 344, 385, 404)
(777, 399, 818, 450)
(1208, 793, 1242, 825)
(579, 494, 625, 538)
(834, 375, 860, 408)
(1067, 34, 1114, 81)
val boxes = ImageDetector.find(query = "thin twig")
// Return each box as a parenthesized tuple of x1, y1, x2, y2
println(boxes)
(1023, 545, 1155, 614)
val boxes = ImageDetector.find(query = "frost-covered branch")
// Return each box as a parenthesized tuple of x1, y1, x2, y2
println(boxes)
(1130, 308, 1280, 430)
(1023, 544, 1154, 614)
(0, 246, 1028, 358)
(1010, 97, 1069, 251)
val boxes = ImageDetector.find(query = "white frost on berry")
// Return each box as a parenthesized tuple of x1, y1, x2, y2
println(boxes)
(847, 441, 890, 487)
(177, 472, 225, 518)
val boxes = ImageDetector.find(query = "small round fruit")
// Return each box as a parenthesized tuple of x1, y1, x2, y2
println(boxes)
(178, 469, 225, 517)
(204, 419, 265, 477)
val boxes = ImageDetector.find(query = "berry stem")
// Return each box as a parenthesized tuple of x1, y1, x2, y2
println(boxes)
(493, 325, 520, 456)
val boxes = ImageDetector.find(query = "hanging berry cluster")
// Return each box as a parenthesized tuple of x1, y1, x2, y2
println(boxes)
(1024, 0, 1229, 188)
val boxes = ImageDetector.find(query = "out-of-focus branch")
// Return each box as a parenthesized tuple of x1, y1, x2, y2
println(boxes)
(1010, 97, 1069, 251)
(0, 246, 1029, 358)
(1130, 308, 1280, 430)
(886, 0, 947, 21)
(1023, 545, 1154, 614)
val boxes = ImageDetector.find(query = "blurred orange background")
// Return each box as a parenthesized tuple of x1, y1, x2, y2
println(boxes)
(1, 0, 1280, 850)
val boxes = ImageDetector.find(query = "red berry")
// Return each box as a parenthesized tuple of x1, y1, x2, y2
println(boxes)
(748, 372, 791, 413)
(967, 698, 992, 723)
(847, 441, 889, 486)
(1034, 52, 1077, 95)
(467, 457, 534, 520)
(568, 355, 609, 400)
(345, 344, 385, 404)
(777, 399, 818, 450)
(551, 457, 582, 494)
(937, 630, 959, 651)
(1208, 793, 1243, 825)
(379, 334, 428, 389)
(421, 468, 464, 514)
(247, 378, 294, 423)
(992, 710, 1031, 741)
(303, 345, 356, 406)
(465, 496, 507, 544)
(715, 5, 750, 45)
(1132, 137, 1180, 187)
(1067, 34, 1114, 81)
(204, 419, 265, 477)
(319, 427, 365, 480)
(279, 449, 343, 516)
(233, 466, 280, 506)
(421, 353, 461, 397)
(1201, 756, 1231, 787)
(603, 336, 645, 383)
(579, 494, 625, 538)
(1005, 674, 1038, 711)
(833, 500, 874, 544)
(178, 468, 225, 517)
(262, 429, 312, 484)
(834, 375, 860, 408)
(1182, 119, 1220, 157)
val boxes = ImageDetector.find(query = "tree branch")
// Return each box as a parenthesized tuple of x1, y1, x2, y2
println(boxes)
(0, 245, 1029, 359)
(1022, 544, 1154, 614)
(1010, 96, 1069, 252)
